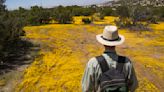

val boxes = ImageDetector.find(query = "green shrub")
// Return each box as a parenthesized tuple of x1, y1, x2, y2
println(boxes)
(101, 7, 113, 16)
(82, 18, 92, 24)
(0, 0, 25, 61)
(53, 6, 73, 24)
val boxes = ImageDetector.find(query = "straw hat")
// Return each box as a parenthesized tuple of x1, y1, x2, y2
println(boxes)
(96, 26, 125, 46)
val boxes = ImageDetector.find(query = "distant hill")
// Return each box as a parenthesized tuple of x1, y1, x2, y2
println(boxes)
(98, 0, 164, 7)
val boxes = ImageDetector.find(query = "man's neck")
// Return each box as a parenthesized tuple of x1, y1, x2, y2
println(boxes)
(104, 46, 116, 52)
(105, 49, 116, 52)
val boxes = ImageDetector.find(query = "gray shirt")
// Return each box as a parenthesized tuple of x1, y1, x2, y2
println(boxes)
(82, 50, 138, 92)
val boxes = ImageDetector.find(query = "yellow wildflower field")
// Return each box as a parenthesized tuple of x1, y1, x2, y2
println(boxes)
(73, 16, 118, 25)
(15, 21, 164, 92)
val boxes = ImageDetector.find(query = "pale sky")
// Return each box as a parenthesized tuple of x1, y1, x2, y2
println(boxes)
(5, 0, 110, 10)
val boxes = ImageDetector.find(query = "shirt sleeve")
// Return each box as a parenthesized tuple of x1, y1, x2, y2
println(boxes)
(82, 58, 96, 92)
(127, 59, 138, 92)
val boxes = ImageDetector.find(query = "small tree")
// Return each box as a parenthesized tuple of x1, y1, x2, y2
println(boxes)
(0, 0, 25, 61)
(101, 7, 113, 16)
(115, 0, 154, 30)
(53, 6, 73, 24)
(155, 6, 164, 21)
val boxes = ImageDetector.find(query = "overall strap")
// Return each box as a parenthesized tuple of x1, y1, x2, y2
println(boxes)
(96, 55, 109, 73)
(116, 56, 126, 73)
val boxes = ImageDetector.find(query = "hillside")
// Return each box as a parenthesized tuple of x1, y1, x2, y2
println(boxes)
(12, 17, 164, 91)
(0, 17, 163, 92)
(99, 0, 164, 7)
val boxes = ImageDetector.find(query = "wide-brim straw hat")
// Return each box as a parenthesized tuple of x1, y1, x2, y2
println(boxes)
(96, 26, 125, 46)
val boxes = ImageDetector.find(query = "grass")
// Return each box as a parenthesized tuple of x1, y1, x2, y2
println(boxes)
(14, 17, 164, 92)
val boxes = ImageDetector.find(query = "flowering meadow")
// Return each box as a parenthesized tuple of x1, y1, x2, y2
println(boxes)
(15, 17, 164, 92)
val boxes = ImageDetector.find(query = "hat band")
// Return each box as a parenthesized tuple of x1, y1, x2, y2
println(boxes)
(101, 36, 120, 41)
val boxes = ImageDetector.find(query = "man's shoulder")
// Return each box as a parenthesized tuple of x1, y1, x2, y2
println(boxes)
(87, 57, 98, 67)
(125, 57, 133, 63)
(121, 56, 131, 63)
(122, 56, 133, 68)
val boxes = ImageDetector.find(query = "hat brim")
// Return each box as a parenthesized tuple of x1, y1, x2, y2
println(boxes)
(96, 34, 125, 46)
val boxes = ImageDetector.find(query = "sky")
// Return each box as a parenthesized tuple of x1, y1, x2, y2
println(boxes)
(5, 0, 109, 10)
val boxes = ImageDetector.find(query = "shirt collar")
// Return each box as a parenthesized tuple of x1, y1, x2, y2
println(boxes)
(103, 49, 116, 54)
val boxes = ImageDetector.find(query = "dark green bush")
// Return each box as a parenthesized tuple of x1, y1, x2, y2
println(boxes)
(0, 0, 25, 61)
(101, 7, 113, 16)
(82, 18, 92, 24)
(53, 8, 73, 24)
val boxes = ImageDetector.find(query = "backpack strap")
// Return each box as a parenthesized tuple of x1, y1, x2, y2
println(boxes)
(116, 56, 126, 73)
(96, 55, 126, 73)
(96, 55, 109, 73)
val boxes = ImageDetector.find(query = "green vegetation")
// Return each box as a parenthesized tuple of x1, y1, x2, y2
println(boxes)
(53, 6, 73, 24)
(115, 0, 164, 30)
(100, 7, 114, 19)
(7, 3, 164, 26)
(0, 0, 25, 61)
(82, 18, 92, 24)
(28, 6, 51, 25)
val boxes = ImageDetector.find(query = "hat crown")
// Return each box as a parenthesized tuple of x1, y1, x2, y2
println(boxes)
(102, 26, 119, 40)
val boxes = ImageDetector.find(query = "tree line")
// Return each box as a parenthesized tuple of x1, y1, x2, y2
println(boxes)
(11, 4, 164, 25)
